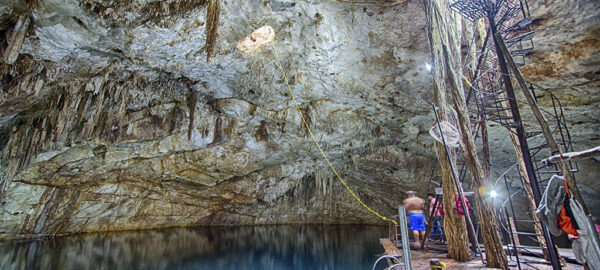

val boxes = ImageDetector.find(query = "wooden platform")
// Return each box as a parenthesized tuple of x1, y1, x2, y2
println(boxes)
(379, 240, 585, 269)
(380, 238, 402, 257)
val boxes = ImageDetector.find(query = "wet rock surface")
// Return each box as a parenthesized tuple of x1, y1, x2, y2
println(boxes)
(0, 0, 598, 237)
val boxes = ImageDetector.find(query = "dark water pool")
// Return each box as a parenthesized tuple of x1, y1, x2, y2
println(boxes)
(0, 225, 388, 270)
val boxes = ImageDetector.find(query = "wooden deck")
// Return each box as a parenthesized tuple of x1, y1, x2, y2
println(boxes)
(378, 240, 585, 269)
(380, 238, 403, 257)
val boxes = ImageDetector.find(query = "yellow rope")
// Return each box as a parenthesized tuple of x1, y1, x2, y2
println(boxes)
(271, 44, 397, 225)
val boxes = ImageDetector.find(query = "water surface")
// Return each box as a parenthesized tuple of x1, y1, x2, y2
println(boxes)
(0, 225, 387, 270)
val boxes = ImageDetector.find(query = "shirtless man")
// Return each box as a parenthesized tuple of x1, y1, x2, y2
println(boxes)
(403, 191, 426, 248)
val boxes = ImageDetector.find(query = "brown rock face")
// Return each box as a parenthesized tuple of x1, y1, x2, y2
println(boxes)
(0, 0, 598, 238)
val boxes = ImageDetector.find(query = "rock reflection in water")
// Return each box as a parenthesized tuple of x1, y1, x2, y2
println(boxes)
(0, 225, 386, 270)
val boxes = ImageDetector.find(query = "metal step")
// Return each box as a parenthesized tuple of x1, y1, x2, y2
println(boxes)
(529, 143, 548, 151)
(525, 131, 542, 138)
(496, 6, 520, 27)
(507, 244, 543, 250)
(505, 31, 535, 45)
(514, 219, 539, 223)
(478, 91, 504, 99)
(488, 115, 514, 122)
(482, 107, 511, 114)
(448, 0, 487, 22)
(513, 232, 542, 236)
(503, 18, 533, 33)
(510, 48, 533, 56)
(480, 98, 510, 107)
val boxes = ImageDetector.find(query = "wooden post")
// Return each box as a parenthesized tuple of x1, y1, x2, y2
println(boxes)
(494, 32, 588, 215)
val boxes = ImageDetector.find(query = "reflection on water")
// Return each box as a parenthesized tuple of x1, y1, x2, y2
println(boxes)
(0, 225, 386, 270)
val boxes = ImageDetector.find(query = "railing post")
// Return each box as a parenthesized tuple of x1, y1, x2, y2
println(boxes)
(398, 206, 413, 270)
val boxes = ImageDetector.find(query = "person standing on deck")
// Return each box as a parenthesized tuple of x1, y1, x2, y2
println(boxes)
(403, 191, 426, 248)
(427, 193, 444, 242)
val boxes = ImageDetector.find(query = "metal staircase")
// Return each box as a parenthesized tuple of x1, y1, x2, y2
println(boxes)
(448, 0, 578, 269)
(422, 1, 579, 268)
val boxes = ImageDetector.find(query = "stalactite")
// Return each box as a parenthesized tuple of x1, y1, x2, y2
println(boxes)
(3, 15, 31, 65)
(205, 0, 221, 62)
(187, 88, 198, 140)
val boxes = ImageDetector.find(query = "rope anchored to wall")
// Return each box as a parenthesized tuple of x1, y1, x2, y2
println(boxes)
(270, 43, 397, 225)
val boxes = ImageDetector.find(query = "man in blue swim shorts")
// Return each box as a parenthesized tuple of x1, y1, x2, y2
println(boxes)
(403, 191, 426, 248)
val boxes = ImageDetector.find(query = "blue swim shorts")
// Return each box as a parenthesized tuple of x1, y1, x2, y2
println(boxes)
(409, 212, 426, 231)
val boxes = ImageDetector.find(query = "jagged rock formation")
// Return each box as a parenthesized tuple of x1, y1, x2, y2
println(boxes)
(0, 0, 598, 238)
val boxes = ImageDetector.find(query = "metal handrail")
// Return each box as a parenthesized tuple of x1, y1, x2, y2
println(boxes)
(372, 255, 401, 270)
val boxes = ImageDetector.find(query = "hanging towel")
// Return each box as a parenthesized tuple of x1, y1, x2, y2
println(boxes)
(536, 175, 564, 236)
(537, 175, 600, 269)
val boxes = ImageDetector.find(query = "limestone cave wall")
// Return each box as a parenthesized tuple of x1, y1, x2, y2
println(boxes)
(0, 0, 598, 238)
(0, 0, 434, 238)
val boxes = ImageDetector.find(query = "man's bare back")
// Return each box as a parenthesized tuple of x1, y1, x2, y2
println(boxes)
(403, 196, 425, 213)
